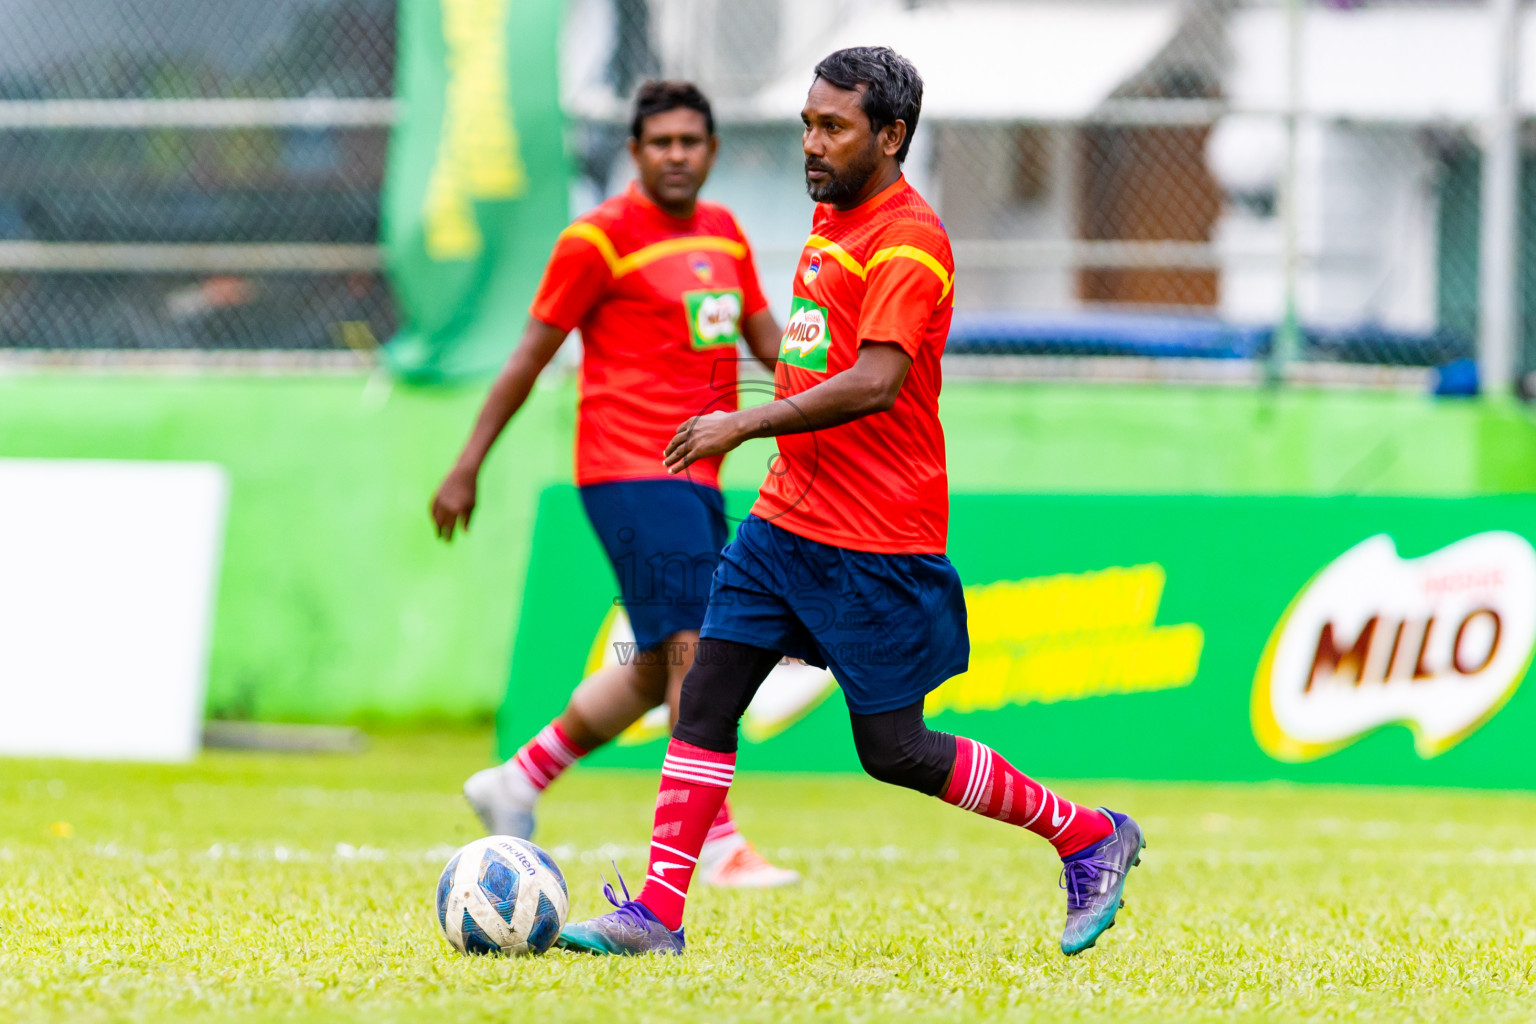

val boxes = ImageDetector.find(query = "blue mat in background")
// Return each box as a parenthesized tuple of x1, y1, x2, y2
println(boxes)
(947, 311, 1472, 368)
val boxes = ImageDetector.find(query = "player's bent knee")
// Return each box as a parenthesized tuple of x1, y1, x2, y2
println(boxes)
(848, 702, 956, 797)
(670, 638, 782, 754)
(852, 734, 945, 793)
(854, 743, 926, 790)
(628, 665, 669, 707)
(672, 692, 740, 753)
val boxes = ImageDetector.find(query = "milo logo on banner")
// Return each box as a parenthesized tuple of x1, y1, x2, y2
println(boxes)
(780, 296, 831, 371)
(683, 289, 743, 350)
(1252, 532, 1536, 761)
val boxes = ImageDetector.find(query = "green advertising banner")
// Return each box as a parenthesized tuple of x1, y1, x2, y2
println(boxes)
(500, 486, 1536, 789)
(382, 0, 568, 383)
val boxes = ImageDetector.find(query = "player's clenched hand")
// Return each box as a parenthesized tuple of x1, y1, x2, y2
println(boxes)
(431, 466, 478, 541)
(664, 411, 744, 473)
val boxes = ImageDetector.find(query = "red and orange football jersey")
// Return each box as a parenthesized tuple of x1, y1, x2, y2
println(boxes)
(752, 177, 954, 554)
(531, 182, 769, 489)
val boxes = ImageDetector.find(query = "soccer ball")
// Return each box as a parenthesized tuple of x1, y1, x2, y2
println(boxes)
(435, 836, 569, 955)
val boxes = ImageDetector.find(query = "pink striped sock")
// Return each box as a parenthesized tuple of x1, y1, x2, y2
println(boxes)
(941, 737, 1112, 858)
(704, 800, 741, 847)
(637, 738, 734, 930)
(510, 723, 588, 792)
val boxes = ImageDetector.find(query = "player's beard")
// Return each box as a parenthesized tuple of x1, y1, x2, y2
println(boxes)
(805, 138, 881, 205)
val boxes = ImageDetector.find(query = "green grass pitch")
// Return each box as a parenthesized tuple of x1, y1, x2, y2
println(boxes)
(3, 732, 1535, 1023)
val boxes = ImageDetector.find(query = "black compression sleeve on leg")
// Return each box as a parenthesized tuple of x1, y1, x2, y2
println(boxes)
(670, 638, 783, 754)
(847, 699, 958, 797)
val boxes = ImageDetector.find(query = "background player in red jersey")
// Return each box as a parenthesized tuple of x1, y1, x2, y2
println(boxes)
(559, 48, 1144, 958)
(431, 81, 799, 889)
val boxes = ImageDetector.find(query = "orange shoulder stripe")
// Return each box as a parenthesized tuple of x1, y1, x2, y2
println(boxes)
(865, 244, 953, 299)
(558, 222, 620, 276)
(804, 235, 953, 299)
(615, 235, 747, 276)
(804, 235, 866, 279)
(558, 225, 749, 279)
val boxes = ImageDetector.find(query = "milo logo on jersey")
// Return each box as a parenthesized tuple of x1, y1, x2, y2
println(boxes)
(780, 296, 831, 371)
(684, 289, 743, 350)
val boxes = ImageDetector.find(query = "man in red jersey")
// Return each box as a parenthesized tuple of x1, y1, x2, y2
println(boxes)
(432, 81, 799, 889)
(558, 48, 1144, 958)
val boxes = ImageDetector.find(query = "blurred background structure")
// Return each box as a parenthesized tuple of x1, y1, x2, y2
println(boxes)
(565, 0, 1507, 388)
(6, 0, 1536, 731)
(0, 0, 396, 354)
(2, 0, 1532, 391)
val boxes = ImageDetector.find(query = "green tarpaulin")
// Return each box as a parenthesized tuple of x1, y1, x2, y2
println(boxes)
(503, 486, 1536, 789)
(382, 0, 569, 383)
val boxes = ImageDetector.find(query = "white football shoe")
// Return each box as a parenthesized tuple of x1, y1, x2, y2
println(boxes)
(698, 836, 802, 889)
(462, 763, 539, 840)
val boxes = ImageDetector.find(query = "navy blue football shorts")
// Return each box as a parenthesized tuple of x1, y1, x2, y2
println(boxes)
(579, 478, 727, 651)
(700, 514, 970, 714)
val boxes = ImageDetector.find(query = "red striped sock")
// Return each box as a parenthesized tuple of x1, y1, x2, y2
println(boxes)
(637, 738, 734, 930)
(941, 737, 1112, 858)
(510, 723, 588, 792)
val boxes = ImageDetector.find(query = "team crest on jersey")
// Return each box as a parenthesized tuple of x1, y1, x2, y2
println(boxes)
(690, 255, 713, 282)
(802, 252, 822, 286)
(780, 296, 831, 371)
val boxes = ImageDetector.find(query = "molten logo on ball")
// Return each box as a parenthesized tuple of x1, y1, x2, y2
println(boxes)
(1252, 532, 1536, 761)
(436, 836, 569, 955)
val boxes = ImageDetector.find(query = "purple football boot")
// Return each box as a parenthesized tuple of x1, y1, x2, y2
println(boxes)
(556, 875, 685, 956)
(1059, 808, 1145, 956)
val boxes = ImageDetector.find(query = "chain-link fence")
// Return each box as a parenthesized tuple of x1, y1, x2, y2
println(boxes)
(566, 0, 1524, 388)
(0, 0, 396, 352)
(2, 0, 1528, 390)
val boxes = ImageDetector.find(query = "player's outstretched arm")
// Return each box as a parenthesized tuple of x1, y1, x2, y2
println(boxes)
(430, 318, 569, 540)
(663, 341, 909, 472)
(741, 309, 780, 371)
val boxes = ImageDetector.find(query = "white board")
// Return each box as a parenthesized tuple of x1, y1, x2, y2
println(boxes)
(0, 459, 228, 762)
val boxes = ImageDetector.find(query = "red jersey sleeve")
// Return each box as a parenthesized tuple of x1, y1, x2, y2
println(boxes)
(856, 226, 953, 358)
(529, 223, 616, 331)
(731, 217, 769, 317)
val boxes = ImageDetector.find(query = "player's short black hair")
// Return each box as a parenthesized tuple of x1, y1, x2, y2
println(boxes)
(812, 46, 923, 162)
(630, 80, 715, 140)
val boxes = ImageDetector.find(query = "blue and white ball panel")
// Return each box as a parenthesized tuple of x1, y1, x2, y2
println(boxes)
(435, 836, 569, 955)
(529, 845, 568, 899)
